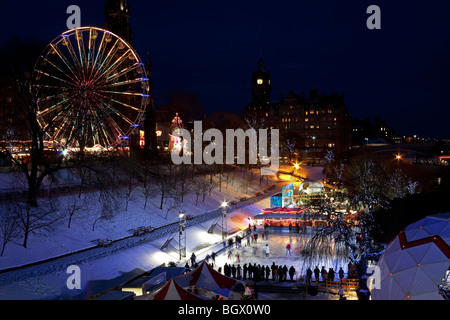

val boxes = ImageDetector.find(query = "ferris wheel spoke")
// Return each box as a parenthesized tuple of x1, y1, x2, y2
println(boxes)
(98, 89, 148, 97)
(60, 36, 82, 70)
(97, 38, 120, 76)
(75, 29, 87, 68)
(105, 62, 141, 83)
(88, 106, 115, 146)
(92, 31, 108, 71)
(35, 69, 72, 88)
(91, 94, 135, 127)
(100, 107, 126, 143)
(37, 96, 72, 116)
(99, 48, 132, 79)
(108, 96, 145, 113)
(102, 77, 148, 89)
(87, 28, 99, 70)
(40, 56, 78, 84)
(37, 92, 68, 103)
(49, 43, 76, 74)
(50, 107, 77, 142)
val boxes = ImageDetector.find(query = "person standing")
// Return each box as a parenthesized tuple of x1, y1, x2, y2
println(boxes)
(264, 244, 270, 258)
(339, 285, 345, 300)
(338, 267, 345, 280)
(314, 266, 320, 282)
(306, 267, 313, 283)
(282, 265, 288, 282)
(265, 265, 270, 281)
(328, 268, 335, 282)
(285, 242, 292, 256)
(190, 252, 196, 267)
(274, 265, 279, 282)
(271, 262, 276, 281)
(321, 266, 327, 282)
(289, 266, 296, 281)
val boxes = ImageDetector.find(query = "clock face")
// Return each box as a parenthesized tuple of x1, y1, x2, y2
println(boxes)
(257, 78, 263, 85)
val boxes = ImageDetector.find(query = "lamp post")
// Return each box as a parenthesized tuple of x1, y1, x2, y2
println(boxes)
(396, 154, 402, 166)
(179, 211, 186, 260)
(221, 201, 228, 240)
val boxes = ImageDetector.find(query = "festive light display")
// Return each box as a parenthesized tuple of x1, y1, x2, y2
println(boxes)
(32, 27, 149, 149)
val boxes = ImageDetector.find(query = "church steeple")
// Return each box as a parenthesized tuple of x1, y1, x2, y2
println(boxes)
(252, 57, 271, 105)
(104, 0, 133, 45)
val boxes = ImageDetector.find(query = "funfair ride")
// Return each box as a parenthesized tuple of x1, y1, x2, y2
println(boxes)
(32, 27, 149, 151)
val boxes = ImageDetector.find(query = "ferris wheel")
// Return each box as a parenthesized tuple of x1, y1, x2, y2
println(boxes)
(32, 26, 149, 150)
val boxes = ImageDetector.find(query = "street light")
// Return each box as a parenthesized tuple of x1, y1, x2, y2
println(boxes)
(395, 153, 402, 166)
(178, 211, 186, 260)
(221, 201, 228, 240)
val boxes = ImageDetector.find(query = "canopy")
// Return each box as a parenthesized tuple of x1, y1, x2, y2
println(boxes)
(151, 279, 205, 300)
(298, 181, 324, 194)
(261, 207, 304, 214)
(175, 261, 240, 298)
(371, 212, 450, 300)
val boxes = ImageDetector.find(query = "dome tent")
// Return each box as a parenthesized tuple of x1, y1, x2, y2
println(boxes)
(298, 181, 324, 194)
(371, 212, 450, 300)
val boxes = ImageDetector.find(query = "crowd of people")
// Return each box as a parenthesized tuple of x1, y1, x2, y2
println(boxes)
(221, 262, 297, 283)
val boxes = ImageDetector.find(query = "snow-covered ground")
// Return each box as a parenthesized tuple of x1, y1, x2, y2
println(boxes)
(0, 165, 335, 300)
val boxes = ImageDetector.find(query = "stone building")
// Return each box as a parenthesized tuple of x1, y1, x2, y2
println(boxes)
(244, 58, 352, 160)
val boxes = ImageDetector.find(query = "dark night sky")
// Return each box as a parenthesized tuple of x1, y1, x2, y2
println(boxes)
(1, 0, 450, 139)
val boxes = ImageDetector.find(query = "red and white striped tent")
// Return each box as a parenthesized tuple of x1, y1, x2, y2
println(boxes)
(175, 261, 241, 298)
(371, 212, 450, 300)
(150, 278, 205, 300)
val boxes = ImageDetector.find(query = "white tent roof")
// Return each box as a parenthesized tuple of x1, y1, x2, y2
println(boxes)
(371, 212, 450, 300)
(175, 261, 241, 298)
(299, 181, 324, 194)
(148, 279, 205, 300)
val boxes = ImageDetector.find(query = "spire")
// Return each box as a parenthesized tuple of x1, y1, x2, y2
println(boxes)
(258, 56, 265, 72)
(104, 0, 132, 44)
(145, 51, 153, 95)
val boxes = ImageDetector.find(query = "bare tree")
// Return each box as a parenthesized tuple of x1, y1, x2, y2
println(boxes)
(175, 165, 192, 203)
(0, 40, 73, 208)
(14, 198, 62, 248)
(92, 189, 119, 232)
(0, 204, 20, 256)
(66, 195, 82, 228)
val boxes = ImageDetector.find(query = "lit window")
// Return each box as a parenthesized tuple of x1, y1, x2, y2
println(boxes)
(257, 79, 263, 85)
(305, 118, 309, 122)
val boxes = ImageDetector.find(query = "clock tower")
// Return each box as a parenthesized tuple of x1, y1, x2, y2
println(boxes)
(252, 57, 271, 105)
